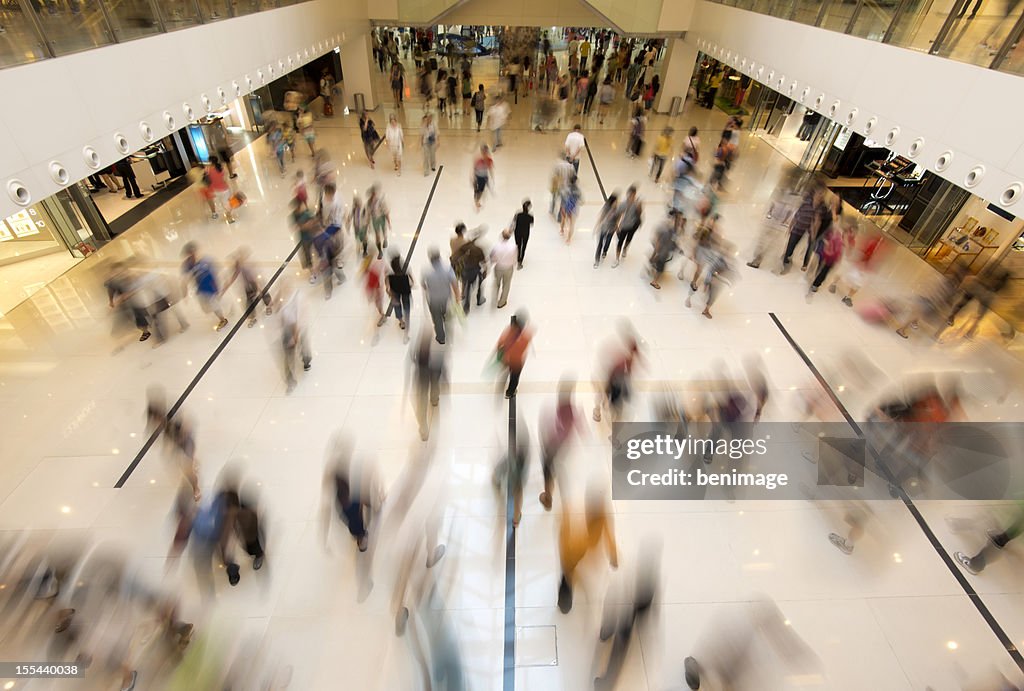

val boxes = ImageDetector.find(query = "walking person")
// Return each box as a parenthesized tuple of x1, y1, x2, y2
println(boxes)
(386, 254, 414, 337)
(367, 184, 392, 258)
(781, 181, 825, 273)
(512, 200, 534, 269)
(422, 248, 460, 345)
(584, 72, 599, 115)
(564, 124, 585, 174)
(390, 61, 405, 108)
(538, 380, 585, 510)
(472, 145, 494, 211)
(434, 69, 449, 116)
(205, 155, 236, 223)
(597, 77, 614, 124)
(421, 113, 439, 176)
(461, 70, 473, 115)
(487, 94, 511, 150)
(494, 312, 534, 399)
(807, 220, 847, 295)
(453, 230, 487, 312)
(626, 106, 646, 158)
(221, 247, 273, 328)
(385, 114, 404, 176)
(279, 281, 312, 393)
(298, 108, 317, 157)
(472, 84, 487, 131)
(359, 113, 381, 169)
(180, 242, 228, 331)
(955, 503, 1024, 575)
(489, 228, 517, 309)
(556, 484, 618, 613)
(650, 127, 674, 182)
(594, 193, 621, 269)
(114, 157, 144, 199)
(409, 332, 447, 440)
(347, 193, 371, 258)
(613, 185, 642, 267)
(550, 155, 574, 216)
(560, 174, 582, 243)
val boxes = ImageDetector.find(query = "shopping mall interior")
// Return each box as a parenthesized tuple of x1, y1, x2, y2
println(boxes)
(1, 0, 1024, 689)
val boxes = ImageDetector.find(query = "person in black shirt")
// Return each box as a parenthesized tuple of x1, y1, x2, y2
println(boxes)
(513, 199, 534, 269)
(386, 254, 414, 336)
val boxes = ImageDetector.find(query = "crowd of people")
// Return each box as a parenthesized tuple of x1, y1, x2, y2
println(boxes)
(42, 20, 1024, 691)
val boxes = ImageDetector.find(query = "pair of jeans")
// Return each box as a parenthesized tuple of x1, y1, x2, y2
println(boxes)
(462, 266, 484, 311)
(616, 223, 639, 256)
(514, 230, 530, 265)
(596, 230, 615, 263)
(393, 292, 411, 323)
(782, 230, 812, 267)
(428, 301, 447, 344)
(650, 155, 666, 181)
(121, 173, 142, 198)
(812, 261, 834, 289)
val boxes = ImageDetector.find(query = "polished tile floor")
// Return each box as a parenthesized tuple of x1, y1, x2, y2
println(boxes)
(1, 50, 1024, 690)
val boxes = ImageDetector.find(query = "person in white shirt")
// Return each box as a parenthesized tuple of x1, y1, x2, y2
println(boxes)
(488, 95, 511, 150)
(489, 228, 518, 309)
(550, 156, 575, 216)
(421, 113, 439, 176)
(564, 125, 585, 174)
(385, 114, 404, 176)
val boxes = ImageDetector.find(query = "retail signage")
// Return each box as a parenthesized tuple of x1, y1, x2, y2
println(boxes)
(188, 125, 210, 163)
(4, 209, 41, 239)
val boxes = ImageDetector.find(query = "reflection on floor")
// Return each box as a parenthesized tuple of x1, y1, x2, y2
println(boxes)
(1, 46, 1023, 691)
(0, 248, 79, 316)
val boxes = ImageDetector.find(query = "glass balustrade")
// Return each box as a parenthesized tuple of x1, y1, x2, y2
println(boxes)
(705, 0, 1024, 77)
(0, 0, 313, 69)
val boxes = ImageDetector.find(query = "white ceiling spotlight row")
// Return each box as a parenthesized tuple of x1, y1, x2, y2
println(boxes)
(6, 33, 345, 208)
(694, 37, 1020, 208)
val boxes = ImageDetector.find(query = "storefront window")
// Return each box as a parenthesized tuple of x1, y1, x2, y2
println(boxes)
(0, 207, 62, 264)
(155, 1, 200, 31)
(0, 3, 50, 67)
(103, 0, 161, 42)
(196, 0, 232, 21)
(33, 0, 115, 57)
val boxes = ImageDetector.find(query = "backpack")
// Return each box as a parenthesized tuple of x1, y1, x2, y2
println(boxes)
(191, 494, 226, 543)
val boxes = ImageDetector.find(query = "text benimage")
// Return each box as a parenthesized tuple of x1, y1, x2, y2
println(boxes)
(626, 468, 789, 490)
(625, 434, 769, 461)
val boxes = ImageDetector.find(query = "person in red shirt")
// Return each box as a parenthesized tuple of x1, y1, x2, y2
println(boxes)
(539, 380, 585, 510)
(494, 312, 533, 399)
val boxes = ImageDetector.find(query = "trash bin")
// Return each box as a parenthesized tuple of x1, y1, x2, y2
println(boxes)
(354, 92, 366, 114)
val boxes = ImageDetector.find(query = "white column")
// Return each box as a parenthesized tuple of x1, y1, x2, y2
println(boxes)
(655, 38, 698, 115)
(339, 32, 379, 112)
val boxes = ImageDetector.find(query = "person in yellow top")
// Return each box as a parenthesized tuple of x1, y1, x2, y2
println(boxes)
(650, 126, 674, 182)
(557, 482, 618, 613)
(704, 71, 724, 109)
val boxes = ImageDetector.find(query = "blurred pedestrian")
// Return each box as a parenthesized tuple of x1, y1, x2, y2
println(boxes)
(594, 193, 621, 268)
(557, 483, 618, 613)
(385, 114, 404, 176)
(347, 193, 371, 258)
(423, 248, 460, 345)
(221, 247, 273, 328)
(494, 311, 534, 399)
(278, 281, 311, 393)
(422, 113, 439, 176)
(564, 124, 585, 174)
(180, 242, 228, 331)
(560, 174, 582, 243)
(512, 199, 534, 269)
(472, 145, 494, 211)
(489, 228, 517, 309)
(367, 184, 392, 258)
(613, 185, 642, 267)
(453, 229, 487, 312)
(538, 380, 584, 510)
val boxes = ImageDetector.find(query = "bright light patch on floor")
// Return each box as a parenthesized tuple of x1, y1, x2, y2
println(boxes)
(837, 385, 845, 392)
(60, 506, 71, 514)
(893, 553, 902, 563)
(112, 448, 119, 455)
(129, 432, 136, 438)
(5, 681, 15, 689)
(946, 641, 958, 650)
(150, 479, 156, 485)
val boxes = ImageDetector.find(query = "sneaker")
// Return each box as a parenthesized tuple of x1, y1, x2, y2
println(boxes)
(955, 551, 980, 575)
(253, 555, 264, 570)
(426, 544, 446, 568)
(684, 657, 701, 690)
(303, 361, 312, 372)
(828, 532, 853, 554)
(265, 306, 273, 316)
(139, 331, 151, 342)
(746, 261, 759, 269)
(377, 315, 387, 327)
(121, 671, 138, 691)
(611, 260, 619, 268)
(539, 491, 552, 510)
(842, 296, 853, 306)
(212, 213, 219, 220)
(396, 606, 409, 636)
(594, 261, 600, 269)
(247, 318, 257, 328)
(215, 318, 229, 331)
(357, 535, 369, 552)
(828, 284, 837, 293)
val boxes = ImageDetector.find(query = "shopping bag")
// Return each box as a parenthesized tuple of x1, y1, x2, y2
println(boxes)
(229, 191, 247, 209)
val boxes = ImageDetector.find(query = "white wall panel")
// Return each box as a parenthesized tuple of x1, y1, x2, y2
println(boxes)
(0, 0, 371, 219)
(689, 1, 1024, 211)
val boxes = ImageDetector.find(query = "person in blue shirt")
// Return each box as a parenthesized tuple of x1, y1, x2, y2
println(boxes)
(181, 242, 228, 331)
